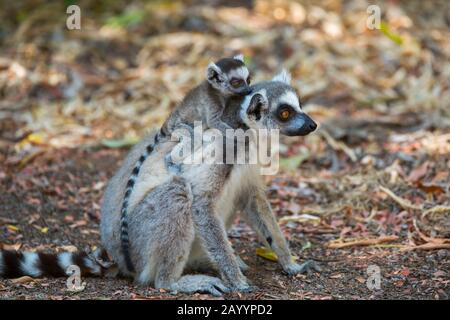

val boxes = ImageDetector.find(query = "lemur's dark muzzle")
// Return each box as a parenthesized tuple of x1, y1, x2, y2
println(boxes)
(306, 115, 317, 131)
(282, 113, 317, 136)
(297, 113, 317, 135)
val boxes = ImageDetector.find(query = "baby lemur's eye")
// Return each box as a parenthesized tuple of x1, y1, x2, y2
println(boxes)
(230, 78, 244, 88)
(246, 75, 252, 85)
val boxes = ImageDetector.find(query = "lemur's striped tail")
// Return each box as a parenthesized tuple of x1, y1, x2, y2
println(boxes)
(0, 249, 112, 278)
(120, 130, 165, 272)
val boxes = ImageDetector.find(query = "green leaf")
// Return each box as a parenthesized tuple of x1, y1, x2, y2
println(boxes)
(64, 0, 77, 6)
(101, 136, 139, 149)
(256, 247, 299, 262)
(243, 55, 252, 66)
(301, 241, 312, 251)
(379, 21, 403, 45)
(280, 152, 310, 171)
(105, 9, 145, 28)
(256, 247, 279, 262)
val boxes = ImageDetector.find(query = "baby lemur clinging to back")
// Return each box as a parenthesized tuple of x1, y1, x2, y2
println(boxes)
(120, 55, 251, 272)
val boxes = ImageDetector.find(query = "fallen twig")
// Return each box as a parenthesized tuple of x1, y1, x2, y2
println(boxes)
(422, 205, 450, 218)
(328, 235, 399, 248)
(412, 219, 450, 245)
(379, 186, 450, 219)
(379, 185, 421, 210)
(0, 217, 18, 225)
(400, 243, 450, 251)
(279, 213, 320, 224)
(320, 129, 357, 162)
(279, 205, 350, 222)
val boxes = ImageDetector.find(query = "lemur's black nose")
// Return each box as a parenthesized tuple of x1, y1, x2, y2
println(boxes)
(309, 121, 317, 131)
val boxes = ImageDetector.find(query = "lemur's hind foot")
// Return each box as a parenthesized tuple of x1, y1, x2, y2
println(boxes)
(168, 275, 230, 297)
(283, 260, 322, 276)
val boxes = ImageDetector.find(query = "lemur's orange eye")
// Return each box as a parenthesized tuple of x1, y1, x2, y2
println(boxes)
(280, 110, 290, 120)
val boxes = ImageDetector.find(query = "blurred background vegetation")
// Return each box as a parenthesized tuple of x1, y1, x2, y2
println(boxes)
(1, 0, 449, 144)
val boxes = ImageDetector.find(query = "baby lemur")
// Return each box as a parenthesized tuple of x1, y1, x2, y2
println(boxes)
(120, 55, 251, 272)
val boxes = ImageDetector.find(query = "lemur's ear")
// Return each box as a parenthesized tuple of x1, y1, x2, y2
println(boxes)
(206, 62, 223, 84)
(247, 89, 268, 121)
(272, 69, 291, 84)
(233, 54, 244, 62)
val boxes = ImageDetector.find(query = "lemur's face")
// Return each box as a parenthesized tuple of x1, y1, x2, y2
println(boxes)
(240, 71, 317, 136)
(206, 55, 252, 97)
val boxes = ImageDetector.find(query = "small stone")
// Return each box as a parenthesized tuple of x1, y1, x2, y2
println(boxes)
(437, 249, 448, 259)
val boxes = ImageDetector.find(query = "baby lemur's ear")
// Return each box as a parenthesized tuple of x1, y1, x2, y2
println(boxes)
(233, 54, 244, 62)
(272, 69, 291, 85)
(206, 62, 224, 85)
(247, 89, 268, 121)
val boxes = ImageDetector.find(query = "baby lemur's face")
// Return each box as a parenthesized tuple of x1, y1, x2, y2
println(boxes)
(206, 54, 252, 97)
(240, 70, 317, 137)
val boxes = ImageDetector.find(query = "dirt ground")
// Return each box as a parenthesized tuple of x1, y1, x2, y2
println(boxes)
(0, 147, 448, 300)
(0, 0, 449, 300)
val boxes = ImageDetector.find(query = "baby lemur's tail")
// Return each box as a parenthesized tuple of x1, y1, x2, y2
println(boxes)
(0, 248, 112, 278)
(120, 129, 168, 273)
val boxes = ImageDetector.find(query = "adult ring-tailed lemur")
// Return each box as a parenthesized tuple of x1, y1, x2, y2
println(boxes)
(100, 70, 319, 295)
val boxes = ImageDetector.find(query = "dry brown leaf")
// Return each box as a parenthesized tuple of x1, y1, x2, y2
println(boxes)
(56, 245, 78, 253)
(11, 276, 37, 284)
(416, 182, 445, 195)
(0, 243, 22, 251)
(407, 161, 429, 183)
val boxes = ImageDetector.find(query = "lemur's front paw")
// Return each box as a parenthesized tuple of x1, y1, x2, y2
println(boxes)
(283, 260, 321, 276)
